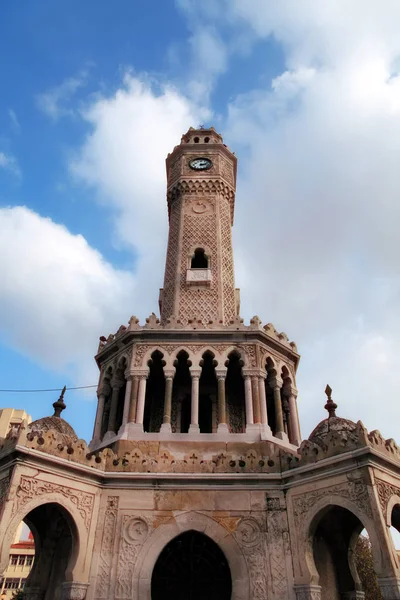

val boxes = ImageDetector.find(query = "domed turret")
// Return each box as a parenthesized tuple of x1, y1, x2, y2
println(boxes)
(28, 386, 78, 442)
(308, 385, 357, 448)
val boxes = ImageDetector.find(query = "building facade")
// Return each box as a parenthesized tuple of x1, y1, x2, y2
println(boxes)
(0, 409, 31, 441)
(0, 128, 400, 600)
(0, 534, 34, 598)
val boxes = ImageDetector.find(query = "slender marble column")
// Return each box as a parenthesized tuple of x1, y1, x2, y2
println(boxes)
(251, 376, 261, 424)
(216, 370, 228, 432)
(135, 375, 148, 426)
(271, 378, 285, 439)
(107, 385, 121, 434)
(92, 393, 105, 442)
(160, 370, 175, 433)
(258, 374, 272, 435)
(244, 375, 254, 426)
(128, 376, 139, 423)
(189, 370, 201, 434)
(121, 375, 132, 428)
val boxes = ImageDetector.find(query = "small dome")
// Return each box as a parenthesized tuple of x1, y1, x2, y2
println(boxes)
(309, 416, 357, 448)
(28, 416, 77, 440)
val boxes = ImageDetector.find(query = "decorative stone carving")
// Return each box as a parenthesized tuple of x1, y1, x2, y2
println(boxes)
(378, 578, 400, 599)
(0, 472, 10, 516)
(95, 496, 119, 599)
(14, 476, 94, 530)
(294, 585, 322, 600)
(376, 479, 400, 515)
(266, 495, 291, 599)
(133, 345, 150, 367)
(292, 479, 372, 521)
(61, 582, 89, 600)
(115, 516, 150, 598)
(234, 517, 267, 599)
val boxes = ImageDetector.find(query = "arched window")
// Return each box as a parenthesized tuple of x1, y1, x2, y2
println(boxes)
(191, 248, 208, 269)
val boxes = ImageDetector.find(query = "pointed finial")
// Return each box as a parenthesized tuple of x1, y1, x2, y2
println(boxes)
(199, 124, 204, 129)
(324, 384, 337, 418)
(52, 386, 67, 418)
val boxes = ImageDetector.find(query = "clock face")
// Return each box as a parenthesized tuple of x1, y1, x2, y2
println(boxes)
(189, 157, 212, 171)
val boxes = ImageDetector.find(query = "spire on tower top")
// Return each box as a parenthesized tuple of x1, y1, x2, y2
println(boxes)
(53, 386, 67, 418)
(324, 384, 337, 419)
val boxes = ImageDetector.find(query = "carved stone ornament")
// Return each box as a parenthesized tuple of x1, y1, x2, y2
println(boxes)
(14, 476, 94, 530)
(292, 479, 372, 521)
(294, 584, 322, 600)
(95, 496, 119, 599)
(116, 516, 151, 598)
(376, 479, 400, 516)
(234, 517, 267, 600)
(61, 582, 89, 600)
(0, 472, 11, 515)
(134, 345, 150, 367)
(378, 578, 400, 600)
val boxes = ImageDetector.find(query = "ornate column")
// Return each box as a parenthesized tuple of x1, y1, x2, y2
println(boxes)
(92, 380, 109, 443)
(286, 386, 301, 445)
(216, 369, 228, 433)
(270, 377, 288, 441)
(251, 375, 261, 424)
(120, 372, 132, 429)
(378, 577, 400, 599)
(294, 584, 322, 600)
(189, 369, 201, 434)
(258, 373, 272, 435)
(243, 373, 254, 429)
(61, 582, 89, 600)
(160, 369, 175, 434)
(106, 375, 124, 436)
(128, 376, 139, 423)
(135, 373, 148, 427)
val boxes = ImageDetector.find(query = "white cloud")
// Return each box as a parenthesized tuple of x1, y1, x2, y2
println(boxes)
(70, 74, 210, 315)
(8, 109, 21, 133)
(0, 152, 21, 178)
(174, 1, 400, 440)
(36, 70, 89, 121)
(0, 206, 135, 381)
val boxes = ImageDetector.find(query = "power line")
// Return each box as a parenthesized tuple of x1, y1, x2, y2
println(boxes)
(0, 385, 97, 393)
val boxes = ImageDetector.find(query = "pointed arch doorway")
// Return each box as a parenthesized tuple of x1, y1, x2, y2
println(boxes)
(151, 530, 232, 600)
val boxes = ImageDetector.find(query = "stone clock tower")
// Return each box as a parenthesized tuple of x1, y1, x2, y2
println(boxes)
(160, 127, 239, 326)
(2, 127, 400, 600)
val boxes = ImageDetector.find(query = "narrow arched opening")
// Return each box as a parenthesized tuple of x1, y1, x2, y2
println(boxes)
(311, 505, 375, 599)
(199, 352, 217, 433)
(151, 530, 232, 600)
(6, 504, 79, 600)
(226, 351, 245, 433)
(191, 248, 208, 269)
(115, 358, 127, 433)
(265, 358, 277, 435)
(143, 351, 166, 433)
(172, 351, 191, 433)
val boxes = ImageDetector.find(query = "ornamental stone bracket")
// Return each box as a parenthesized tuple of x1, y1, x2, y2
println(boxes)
(378, 577, 400, 599)
(294, 584, 322, 600)
(61, 582, 89, 600)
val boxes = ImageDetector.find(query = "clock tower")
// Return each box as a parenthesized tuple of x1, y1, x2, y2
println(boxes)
(160, 127, 239, 326)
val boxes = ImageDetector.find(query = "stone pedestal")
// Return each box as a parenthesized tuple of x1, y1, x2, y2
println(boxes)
(294, 584, 322, 600)
(61, 581, 89, 600)
(378, 578, 400, 599)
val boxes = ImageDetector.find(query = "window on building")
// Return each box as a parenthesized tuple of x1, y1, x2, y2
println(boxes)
(191, 248, 208, 269)
(26, 556, 33, 566)
(10, 556, 18, 565)
(4, 578, 20, 589)
(20, 579, 27, 588)
(18, 556, 25, 566)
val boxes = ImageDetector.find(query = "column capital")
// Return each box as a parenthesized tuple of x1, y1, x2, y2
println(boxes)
(111, 375, 125, 390)
(215, 369, 227, 380)
(269, 376, 283, 390)
(164, 369, 176, 379)
(242, 369, 257, 379)
(98, 380, 111, 397)
(132, 369, 149, 379)
(284, 384, 298, 397)
(124, 370, 133, 381)
(190, 368, 202, 379)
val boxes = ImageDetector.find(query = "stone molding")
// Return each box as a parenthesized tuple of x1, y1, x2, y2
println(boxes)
(294, 584, 322, 600)
(61, 582, 89, 600)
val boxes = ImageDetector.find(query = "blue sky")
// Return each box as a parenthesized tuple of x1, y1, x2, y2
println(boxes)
(1, 0, 400, 458)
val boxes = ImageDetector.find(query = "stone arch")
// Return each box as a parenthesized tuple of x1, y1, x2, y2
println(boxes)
(220, 346, 245, 368)
(133, 511, 249, 600)
(297, 494, 384, 590)
(0, 493, 88, 599)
